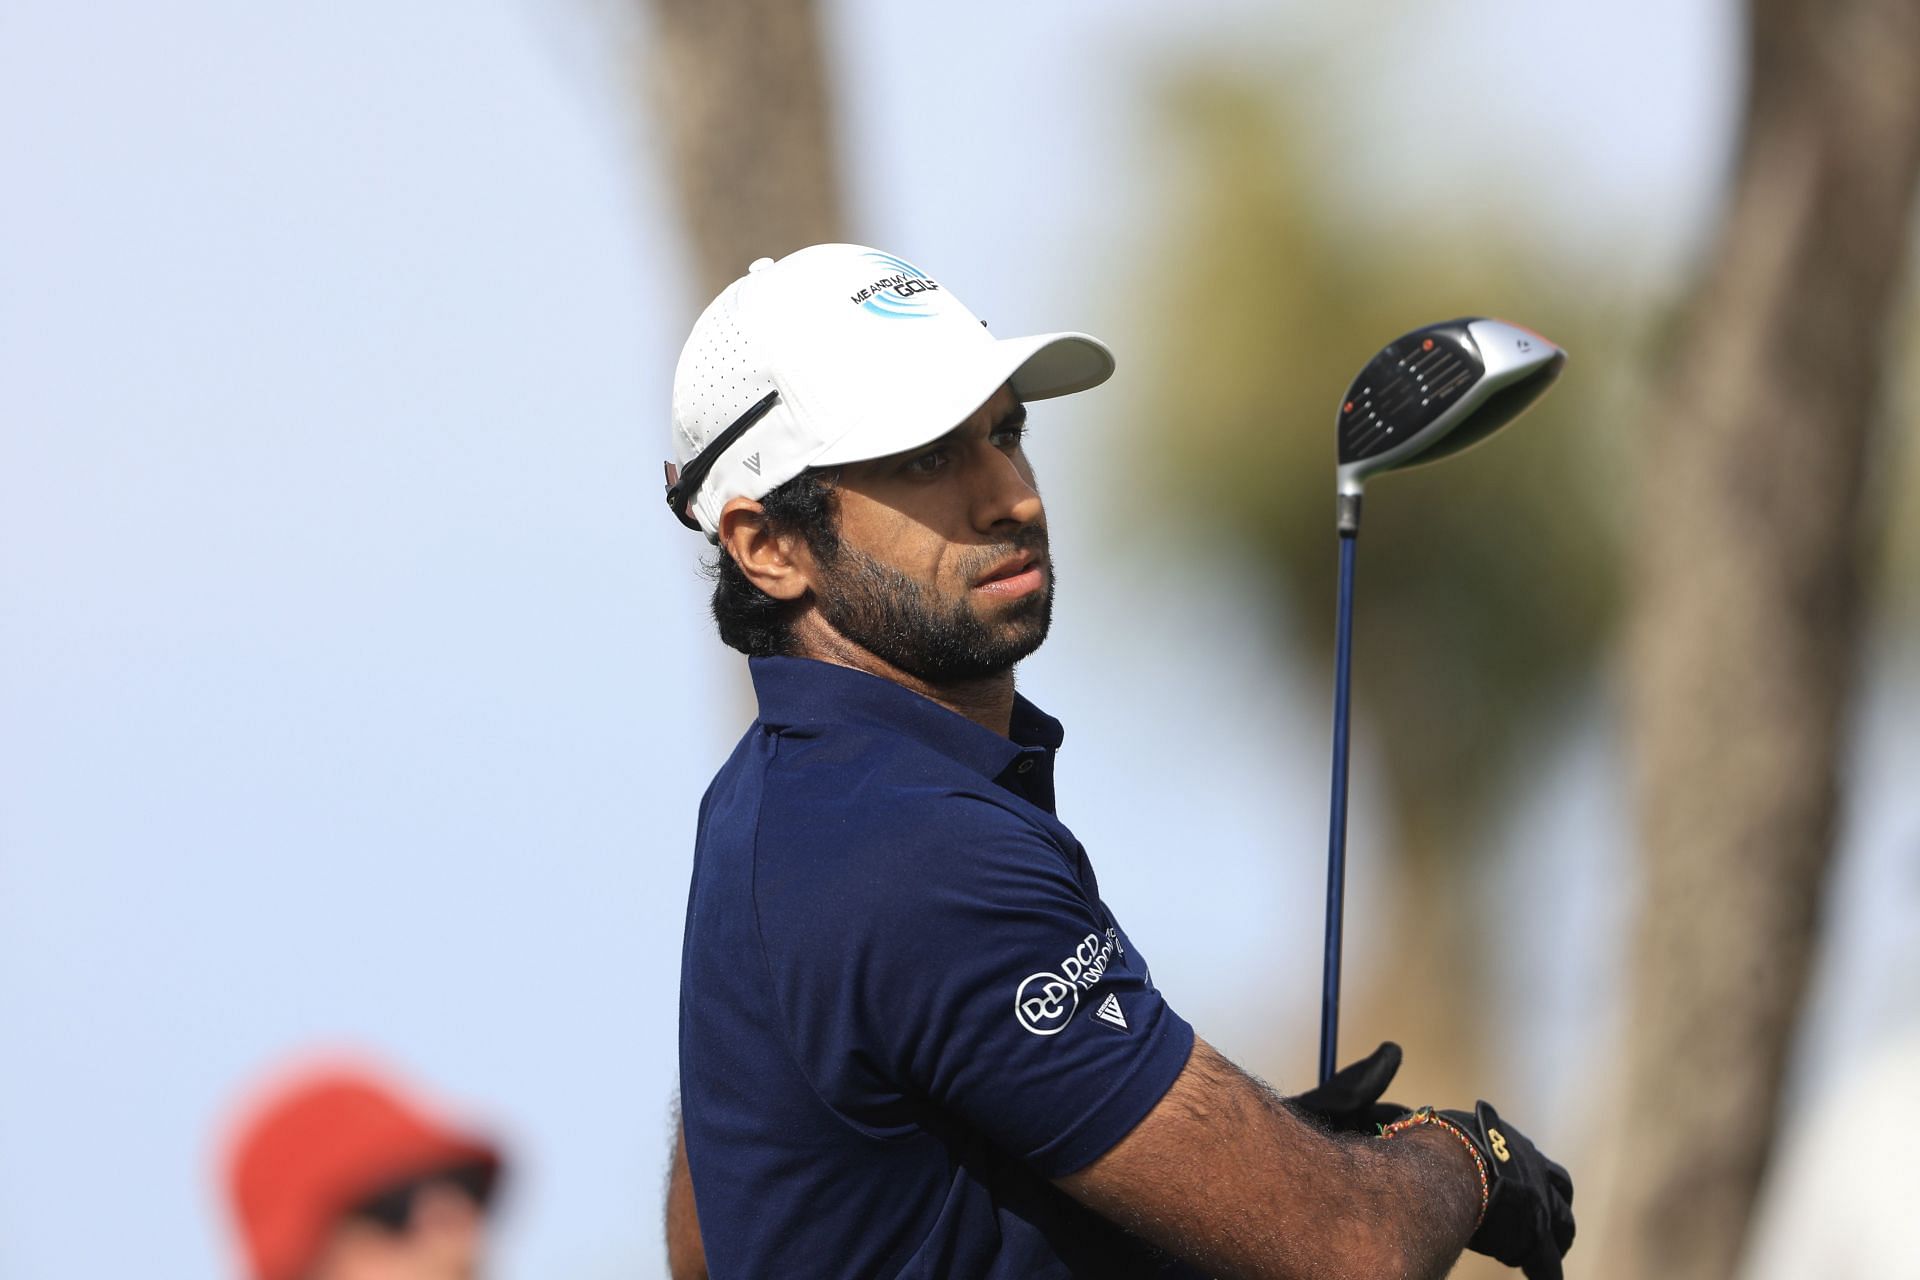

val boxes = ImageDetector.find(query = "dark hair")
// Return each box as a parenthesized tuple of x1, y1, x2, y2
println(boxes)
(705, 471, 839, 656)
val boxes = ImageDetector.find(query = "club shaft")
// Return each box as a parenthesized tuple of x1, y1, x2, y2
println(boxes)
(1320, 531, 1358, 1085)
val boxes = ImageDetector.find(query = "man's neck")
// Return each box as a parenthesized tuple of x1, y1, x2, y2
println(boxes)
(793, 622, 1017, 738)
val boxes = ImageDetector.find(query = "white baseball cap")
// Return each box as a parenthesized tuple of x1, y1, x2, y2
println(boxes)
(665, 243, 1115, 536)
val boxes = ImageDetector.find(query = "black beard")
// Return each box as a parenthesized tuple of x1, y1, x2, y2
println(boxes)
(812, 528, 1054, 684)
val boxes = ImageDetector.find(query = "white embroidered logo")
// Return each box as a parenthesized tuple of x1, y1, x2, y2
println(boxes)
(1012, 929, 1126, 1036)
(1095, 992, 1128, 1031)
(1015, 972, 1078, 1036)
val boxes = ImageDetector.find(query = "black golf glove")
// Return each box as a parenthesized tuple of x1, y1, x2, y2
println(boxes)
(1288, 1041, 1405, 1133)
(1437, 1102, 1575, 1280)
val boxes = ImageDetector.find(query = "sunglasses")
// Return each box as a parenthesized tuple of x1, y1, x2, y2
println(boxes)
(348, 1161, 495, 1233)
(664, 390, 781, 530)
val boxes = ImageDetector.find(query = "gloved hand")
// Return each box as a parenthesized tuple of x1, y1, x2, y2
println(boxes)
(1287, 1041, 1405, 1133)
(1436, 1102, 1575, 1280)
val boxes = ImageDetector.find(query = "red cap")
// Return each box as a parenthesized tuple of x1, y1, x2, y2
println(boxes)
(221, 1060, 502, 1280)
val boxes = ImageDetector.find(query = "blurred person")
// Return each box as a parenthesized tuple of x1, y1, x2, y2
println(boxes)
(220, 1058, 504, 1280)
(659, 244, 1576, 1278)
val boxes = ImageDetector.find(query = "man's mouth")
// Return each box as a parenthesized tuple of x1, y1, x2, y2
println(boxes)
(973, 552, 1046, 598)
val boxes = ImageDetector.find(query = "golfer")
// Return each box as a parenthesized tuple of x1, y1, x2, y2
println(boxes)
(664, 244, 1575, 1279)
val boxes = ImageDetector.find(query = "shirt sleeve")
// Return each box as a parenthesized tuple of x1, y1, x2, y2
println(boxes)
(752, 782, 1195, 1178)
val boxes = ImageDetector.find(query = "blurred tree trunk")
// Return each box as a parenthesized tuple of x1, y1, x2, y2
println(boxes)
(644, 0, 846, 298)
(1608, 2, 1920, 1277)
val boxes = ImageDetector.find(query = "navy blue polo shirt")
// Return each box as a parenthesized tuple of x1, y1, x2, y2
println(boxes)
(678, 657, 1200, 1278)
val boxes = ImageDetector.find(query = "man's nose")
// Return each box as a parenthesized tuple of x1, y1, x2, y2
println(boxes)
(969, 445, 1043, 531)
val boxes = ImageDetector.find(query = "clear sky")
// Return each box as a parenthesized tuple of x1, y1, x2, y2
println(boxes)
(3, 2, 1913, 1278)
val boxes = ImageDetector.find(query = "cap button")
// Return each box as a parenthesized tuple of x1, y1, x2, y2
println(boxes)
(747, 257, 776, 274)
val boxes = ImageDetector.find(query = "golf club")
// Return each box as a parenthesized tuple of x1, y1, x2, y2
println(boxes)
(1319, 317, 1567, 1085)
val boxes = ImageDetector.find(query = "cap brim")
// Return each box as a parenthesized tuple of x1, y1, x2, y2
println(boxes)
(809, 330, 1114, 471)
(1006, 331, 1115, 401)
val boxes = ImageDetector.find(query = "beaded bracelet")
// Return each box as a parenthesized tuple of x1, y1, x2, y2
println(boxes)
(1378, 1107, 1490, 1229)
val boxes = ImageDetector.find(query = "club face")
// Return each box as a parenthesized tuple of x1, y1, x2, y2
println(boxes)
(1335, 318, 1565, 497)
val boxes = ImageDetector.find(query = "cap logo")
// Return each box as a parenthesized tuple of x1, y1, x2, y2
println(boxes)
(742, 452, 761, 475)
(848, 251, 941, 320)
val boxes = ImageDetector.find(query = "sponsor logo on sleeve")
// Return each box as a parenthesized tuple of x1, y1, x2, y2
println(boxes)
(1014, 972, 1078, 1036)
(1013, 928, 1126, 1036)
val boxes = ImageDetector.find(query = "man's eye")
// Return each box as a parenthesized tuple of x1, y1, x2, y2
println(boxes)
(992, 422, 1029, 450)
(906, 449, 948, 475)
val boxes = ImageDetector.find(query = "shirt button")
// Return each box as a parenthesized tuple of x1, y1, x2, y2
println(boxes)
(1015, 758, 1035, 775)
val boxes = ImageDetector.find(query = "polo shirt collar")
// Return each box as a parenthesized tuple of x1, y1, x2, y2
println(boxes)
(748, 656, 1064, 785)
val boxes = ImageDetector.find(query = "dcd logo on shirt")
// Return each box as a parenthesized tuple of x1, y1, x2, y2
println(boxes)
(1015, 972, 1078, 1036)
(1013, 930, 1124, 1036)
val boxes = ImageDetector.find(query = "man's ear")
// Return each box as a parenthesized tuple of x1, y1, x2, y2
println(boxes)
(718, 497, 812, 601)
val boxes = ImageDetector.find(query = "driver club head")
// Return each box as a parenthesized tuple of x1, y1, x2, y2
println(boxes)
(1335, 317, 1566, 500)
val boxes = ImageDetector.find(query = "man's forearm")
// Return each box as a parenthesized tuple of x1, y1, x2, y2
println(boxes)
(666, 1114, 708, 1280)
(1304, 1116, 1482, 1280)
(1060, 1037, 1480, 1280)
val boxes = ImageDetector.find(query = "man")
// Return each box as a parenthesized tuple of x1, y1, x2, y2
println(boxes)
(221, 1058, 504, 1280)
(665, 244, 1574, 1278)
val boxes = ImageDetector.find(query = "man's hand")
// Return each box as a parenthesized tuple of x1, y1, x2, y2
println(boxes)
(1437, 1102, 1575, 1280)
(1288, 1041, 1405, 1133)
